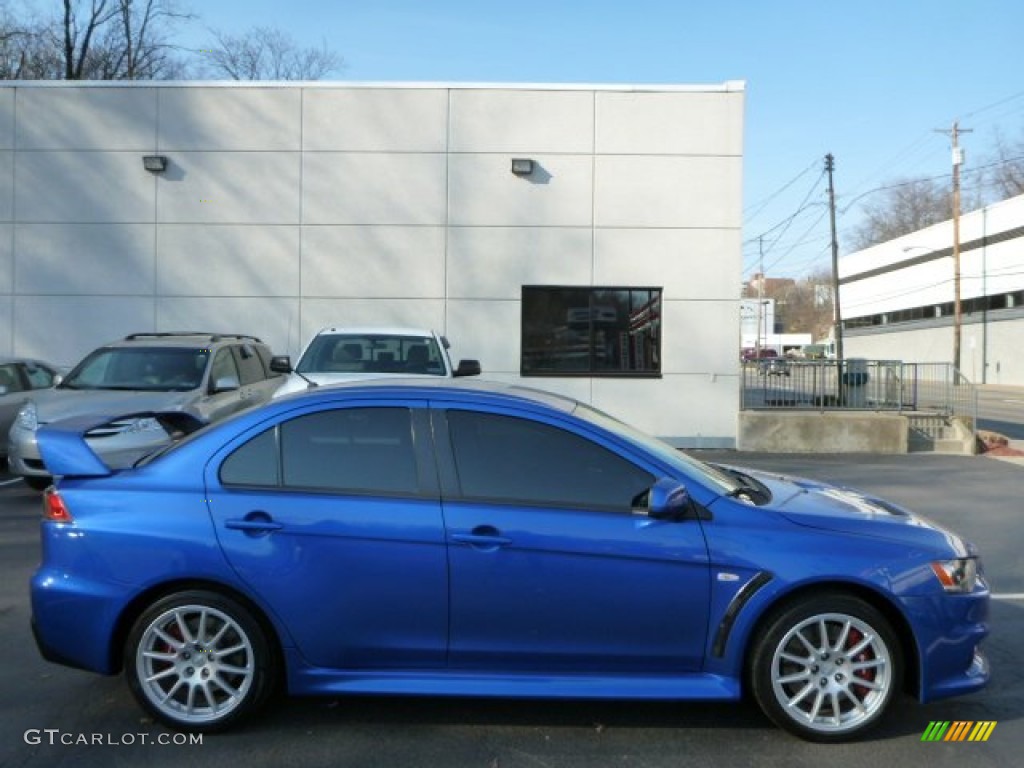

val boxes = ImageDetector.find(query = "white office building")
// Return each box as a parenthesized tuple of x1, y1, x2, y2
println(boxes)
(0, 81, 745, 446)
(840, 193, 1024, 385)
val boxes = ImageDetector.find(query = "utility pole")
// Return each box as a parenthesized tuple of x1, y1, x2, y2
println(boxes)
(825, 154, 843, 367)
(936, 121, 971, 372)
(756, 236, 764, 357)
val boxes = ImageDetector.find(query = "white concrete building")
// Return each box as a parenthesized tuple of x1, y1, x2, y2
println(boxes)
(0, 81, 745, 446)
(840, 193, 1024, 385)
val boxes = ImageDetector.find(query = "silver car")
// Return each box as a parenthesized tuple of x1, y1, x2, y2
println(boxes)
(272, 326, 481, 398)
(0, 357, 62, 458)
(7, 333, 283, 490)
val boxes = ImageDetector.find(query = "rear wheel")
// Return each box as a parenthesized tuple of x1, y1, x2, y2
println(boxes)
(750, 593, 903, 742)
(125, 590, 276, 732)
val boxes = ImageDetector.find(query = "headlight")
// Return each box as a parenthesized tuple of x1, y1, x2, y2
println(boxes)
(15, 401, 38, 432)
(123, 417, 163, 435)
(931, 558, 979, 593)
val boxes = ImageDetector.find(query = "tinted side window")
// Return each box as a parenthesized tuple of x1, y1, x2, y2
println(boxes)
(24, 364, 55, 389)
(446, 410, 654, 511)
(210, 348, 240, 389)
(221, 428, 280, 486)
(233, 344, 266, 385)
(281, 408, 418, 495)
(0, 363, 26, 393)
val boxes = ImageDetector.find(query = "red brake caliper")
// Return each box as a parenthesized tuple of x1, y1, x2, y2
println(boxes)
(847, 627, 875, 697)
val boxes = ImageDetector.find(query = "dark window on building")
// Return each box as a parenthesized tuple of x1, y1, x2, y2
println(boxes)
(446, 410, 654, 512)
(280, 408, 418, 495)
(521, 286, 661, 376)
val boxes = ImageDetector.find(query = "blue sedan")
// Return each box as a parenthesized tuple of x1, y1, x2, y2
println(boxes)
(30, 380, 989, 741)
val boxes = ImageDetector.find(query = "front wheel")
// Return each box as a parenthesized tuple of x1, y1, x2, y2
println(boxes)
(750, 594, 903, 742)
(125, 590, 276, 732)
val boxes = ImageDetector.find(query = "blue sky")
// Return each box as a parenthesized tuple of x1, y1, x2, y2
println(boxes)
(102, 1, 1024, 279)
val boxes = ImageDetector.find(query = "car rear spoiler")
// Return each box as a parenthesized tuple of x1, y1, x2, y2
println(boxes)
(36, 411, 206, 479)
(37, 416, 115, 478)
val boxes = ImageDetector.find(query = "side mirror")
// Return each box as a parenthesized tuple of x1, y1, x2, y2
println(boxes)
(453, 359, 482, 377)
(211, 374, 240, 394)
(0, 384, 7, 396)
(644, 477, 691, 521)
(269, 355, 293, 374)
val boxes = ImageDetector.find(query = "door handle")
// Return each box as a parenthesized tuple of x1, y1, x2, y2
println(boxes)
(451, 525, 511, 548)
(225, 511, 282, 535)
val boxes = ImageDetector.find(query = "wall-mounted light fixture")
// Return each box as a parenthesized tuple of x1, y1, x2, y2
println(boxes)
(142, 155, 168, 173)
(510, 158, 534, 176)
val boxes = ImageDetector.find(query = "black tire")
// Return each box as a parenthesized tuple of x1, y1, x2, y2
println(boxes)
(749, 593, 903, 742)
(23, 475, 52, 491)
(124, 590, 276, 732)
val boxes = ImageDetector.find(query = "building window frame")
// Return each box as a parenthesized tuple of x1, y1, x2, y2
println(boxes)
(520, 285, 662, 378)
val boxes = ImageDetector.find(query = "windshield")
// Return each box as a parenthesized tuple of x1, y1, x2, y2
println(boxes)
(61, 347, 209, 392)
(296, 334, 446, 376)
(573, 401, 741, 496)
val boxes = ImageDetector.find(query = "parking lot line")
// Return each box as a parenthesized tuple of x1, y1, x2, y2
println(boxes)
(991, 593, 1024, 600)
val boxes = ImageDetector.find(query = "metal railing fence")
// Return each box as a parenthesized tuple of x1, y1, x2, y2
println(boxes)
(740, 359, 977, 425)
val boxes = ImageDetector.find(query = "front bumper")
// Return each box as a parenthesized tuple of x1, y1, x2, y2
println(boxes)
(904, 587, 990, 702)
(7, 424, 46, 477)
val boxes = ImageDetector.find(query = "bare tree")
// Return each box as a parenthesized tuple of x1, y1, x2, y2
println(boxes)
(848, 177, 955, 250)
(987, 129, 1024, 199)
(202, 26, 343, 80)
(0, 1, 192, 80)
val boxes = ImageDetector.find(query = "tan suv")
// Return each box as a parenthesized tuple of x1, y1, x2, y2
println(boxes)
(7, 333, 283, 490)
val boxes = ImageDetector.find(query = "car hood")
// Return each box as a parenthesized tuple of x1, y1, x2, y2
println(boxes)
(28, 387, 196, 424)
(731, 466, 973, 556)
(274, 372, 446, 397)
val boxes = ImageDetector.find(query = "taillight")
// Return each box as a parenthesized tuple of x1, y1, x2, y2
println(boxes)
(43, 488, 73, 523)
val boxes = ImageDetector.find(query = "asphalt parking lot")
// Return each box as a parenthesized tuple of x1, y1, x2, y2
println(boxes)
(1, 452, 1022, 768)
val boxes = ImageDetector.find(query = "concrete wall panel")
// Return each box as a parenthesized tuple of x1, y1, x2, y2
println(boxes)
(449, 154, 593, 227)
(447, 227, 593, 299)
(14, 296, 154, 366)
(450, 90, 593, 153)
(303, 89, 448, 152)
(594, 228, 740, 300)
(302, 153, 446, 225)
(593, 374, 739, 445)
(595, 156, 741, 229)
(0, 223, 10, 294)
(444, 299, 520, 373)
(156, 298, 298, 356)
(158, 88, 301, 151)
(0, 89, 13, 150)
(16, 224, 154, 295)
(156, 152, 300, 224)
(595, 91, 744, 156)
(16, 87, 156, 150)
(660, 300, 741, 374)
(157, 224, 300, 297)
(17, 152, 155, 222)
(302, 226, 445, 299)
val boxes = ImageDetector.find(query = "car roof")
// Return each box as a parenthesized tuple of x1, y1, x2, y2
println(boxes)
(0, 356, 55, 366)
(275, 377, 577, 414)
(102, 333, 265, 349)
(311, 326, 438, 338)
